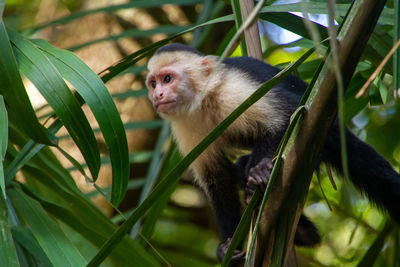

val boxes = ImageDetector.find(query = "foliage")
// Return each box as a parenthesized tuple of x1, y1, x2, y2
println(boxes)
(0, 0, 399, 266)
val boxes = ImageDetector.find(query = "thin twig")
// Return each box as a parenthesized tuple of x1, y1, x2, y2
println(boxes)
(356, 38, 400, 98)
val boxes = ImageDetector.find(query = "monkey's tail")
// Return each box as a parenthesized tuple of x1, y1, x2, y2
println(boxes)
(323, 124, 400, 224)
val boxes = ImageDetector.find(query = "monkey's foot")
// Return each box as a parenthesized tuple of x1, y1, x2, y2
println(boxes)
(217, 238, 245, 266)
(245, 157, 273, 204)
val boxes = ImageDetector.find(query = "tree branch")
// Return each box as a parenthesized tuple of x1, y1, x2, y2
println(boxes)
(239, 0, 263, 60)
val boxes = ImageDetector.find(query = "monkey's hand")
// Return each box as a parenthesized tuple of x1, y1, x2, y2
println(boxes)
(245, 157, 273, 204)
(217, 238, 245, 266)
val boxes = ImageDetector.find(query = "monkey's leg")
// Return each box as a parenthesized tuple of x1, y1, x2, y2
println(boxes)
(204, 158, 246, 264)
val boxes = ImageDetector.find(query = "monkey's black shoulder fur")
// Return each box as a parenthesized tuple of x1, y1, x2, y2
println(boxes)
(223, 57, 306, 90)
(223, 56, 281, 82)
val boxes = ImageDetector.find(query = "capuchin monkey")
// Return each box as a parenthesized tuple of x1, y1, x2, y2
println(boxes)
(146, 43, 400, 263)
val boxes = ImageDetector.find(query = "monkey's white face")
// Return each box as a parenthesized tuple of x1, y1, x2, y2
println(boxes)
(146, 66, 195, 116)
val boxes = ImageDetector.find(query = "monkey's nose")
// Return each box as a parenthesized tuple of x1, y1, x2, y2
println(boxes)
(153, 90, 164, 101)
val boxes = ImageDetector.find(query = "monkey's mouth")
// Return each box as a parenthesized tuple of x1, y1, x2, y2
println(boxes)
(155, 100, 176, 113)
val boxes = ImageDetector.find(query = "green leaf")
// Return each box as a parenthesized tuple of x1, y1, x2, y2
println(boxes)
(8, 185, 87, 267)
(343, 73, 369, 123)
(138, 146, 181, 240)
(0, 195, 19, 267)
(11, 226, 52, 266)
(230, 0, 247, 56)
(357, 220, 395, 267)
(134, 127, 179, 239)
(190, 0, 223, 47)
(0, 19, 53, 145)
(9, 140, 157, 266)
(260, 3, 393, 25)
(259, 12, 329, 41)
(6, 122, 75, 191)
(19, 166, 159, 267)
(86, 179, 146, 199)
(0, 95, 7, 197)
(0, 96, 6, 158)
(5, 140, 46, 185)
(261, 2, 352, 14)
(8, 29, 101, 181)
(367, 26, 394, 71)
(137, 122, 170, 204)
(31, 39, 129, 205)
(394, 0, 400, 94)
(369, 80, 383, 106)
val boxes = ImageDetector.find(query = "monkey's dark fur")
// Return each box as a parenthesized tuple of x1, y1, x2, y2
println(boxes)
(147, 43, 400, 263)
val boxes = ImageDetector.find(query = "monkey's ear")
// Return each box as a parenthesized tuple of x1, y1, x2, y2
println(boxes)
(200, 56, 217, 76)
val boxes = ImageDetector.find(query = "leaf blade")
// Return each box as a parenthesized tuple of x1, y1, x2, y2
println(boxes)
(0, 20, 53, 145)
(0, 195, 19, 267)
(32, 39, 129, 205)
(9, 186, 87, 267)
(9, 30, 100, 181)
(0, 95, 7, 197)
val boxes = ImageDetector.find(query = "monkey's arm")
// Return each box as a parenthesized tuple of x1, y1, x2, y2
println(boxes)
(237, 139, 278, 203)
(236, 151, 321, 248)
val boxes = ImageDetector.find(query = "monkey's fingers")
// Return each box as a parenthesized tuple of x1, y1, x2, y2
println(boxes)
(230, 250, 246, 266)
(246, 160, 272, 188)
(246, 176, 259, 190)
(248, 158, 272, 186)
(256, 157, 273, 181)
(245, 158, 273, 204)
(217, 238, 245, 265)
(245, 177, 257, 204)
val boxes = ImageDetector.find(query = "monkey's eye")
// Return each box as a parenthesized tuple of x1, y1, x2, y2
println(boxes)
(151, 80, 156, 88)
(164, 74, 172, 83)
